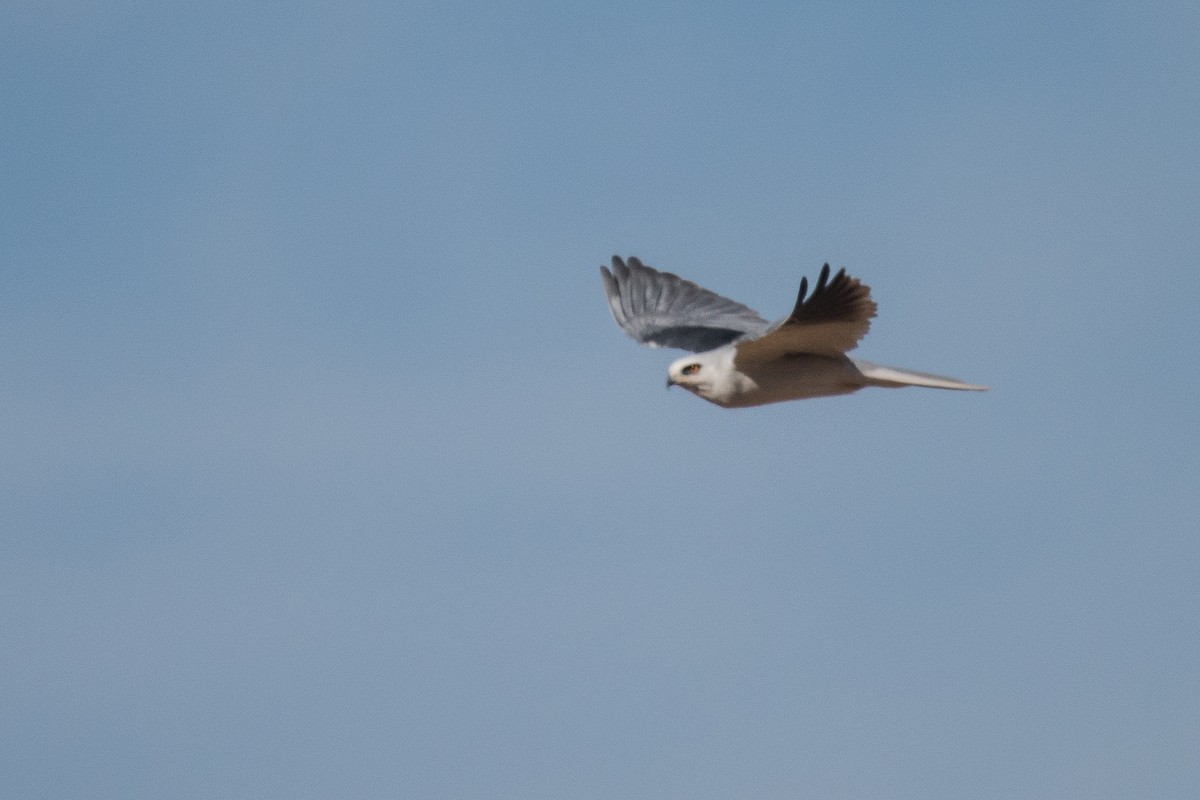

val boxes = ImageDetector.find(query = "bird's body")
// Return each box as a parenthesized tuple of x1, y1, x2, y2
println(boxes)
(600, 256, 986, 408)
(668, 346, 868, 408)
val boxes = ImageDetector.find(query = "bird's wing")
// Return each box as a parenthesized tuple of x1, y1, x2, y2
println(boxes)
(600, 256, 768, 352)
(734, 264, 877, 364)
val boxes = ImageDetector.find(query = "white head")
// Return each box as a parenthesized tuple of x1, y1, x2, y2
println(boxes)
(666, 349, 735, 404)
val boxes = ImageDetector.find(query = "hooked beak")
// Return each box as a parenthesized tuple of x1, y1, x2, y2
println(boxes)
(666, 377, 677, 389)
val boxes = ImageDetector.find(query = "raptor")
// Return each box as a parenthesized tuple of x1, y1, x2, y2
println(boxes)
(600, 255, 987, 408)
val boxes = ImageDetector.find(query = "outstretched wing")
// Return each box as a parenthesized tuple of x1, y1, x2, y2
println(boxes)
(734, 264, 877, 364)
(600, 256, 768, 352)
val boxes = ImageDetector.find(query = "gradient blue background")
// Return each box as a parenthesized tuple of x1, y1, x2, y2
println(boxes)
(3, 3, 1198, 798)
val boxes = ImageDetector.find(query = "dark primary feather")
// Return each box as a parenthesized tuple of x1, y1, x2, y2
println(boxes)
(734, 263, 877, 363)
(600, 256, 768, 352)
(788, 264, 873, 325)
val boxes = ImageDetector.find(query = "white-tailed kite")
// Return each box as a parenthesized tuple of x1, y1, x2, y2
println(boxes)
(600, 255, 987, 408)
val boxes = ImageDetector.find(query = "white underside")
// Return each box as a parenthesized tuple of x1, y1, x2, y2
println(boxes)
(671, 347, 987, 408)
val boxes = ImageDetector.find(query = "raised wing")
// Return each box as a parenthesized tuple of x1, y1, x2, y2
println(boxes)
(600, 256, 768, 352)
(734, 264, 877, 364)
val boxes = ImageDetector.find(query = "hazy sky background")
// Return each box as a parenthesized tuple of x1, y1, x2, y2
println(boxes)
(3, 2, 1198, 798)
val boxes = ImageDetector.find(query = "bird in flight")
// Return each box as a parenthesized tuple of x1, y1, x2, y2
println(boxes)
(600, 255, 987, 408)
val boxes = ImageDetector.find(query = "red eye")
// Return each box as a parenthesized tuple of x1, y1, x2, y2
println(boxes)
(682, 364, 701, 376)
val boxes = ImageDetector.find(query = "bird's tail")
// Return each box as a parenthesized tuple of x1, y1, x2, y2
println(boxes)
(852, 359, 988, 391)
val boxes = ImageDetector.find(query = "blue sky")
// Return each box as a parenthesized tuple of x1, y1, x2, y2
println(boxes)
(3, 2, 1198, 798)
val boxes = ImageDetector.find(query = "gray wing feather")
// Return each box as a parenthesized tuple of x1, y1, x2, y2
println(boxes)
(600, 256, 768, 352)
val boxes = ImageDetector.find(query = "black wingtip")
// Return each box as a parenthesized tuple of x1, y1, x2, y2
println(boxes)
(817, 263, 831, 290)
(792, 263, 851, 319)
(790, 274, 810, 318)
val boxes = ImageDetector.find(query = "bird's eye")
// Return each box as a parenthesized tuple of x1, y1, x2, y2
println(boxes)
(682, 364, 701, 376)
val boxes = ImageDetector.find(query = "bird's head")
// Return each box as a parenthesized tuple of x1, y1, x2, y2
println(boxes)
(666, 352, 721, 396)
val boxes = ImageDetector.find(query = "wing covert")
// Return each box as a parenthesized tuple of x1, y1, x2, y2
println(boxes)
(600, 256, 767, 352)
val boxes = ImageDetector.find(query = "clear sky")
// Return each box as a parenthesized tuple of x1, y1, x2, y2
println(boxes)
(3, 2, 1198, 798)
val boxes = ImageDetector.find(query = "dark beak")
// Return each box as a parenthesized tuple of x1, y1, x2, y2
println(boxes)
(666, 377, 676, 389)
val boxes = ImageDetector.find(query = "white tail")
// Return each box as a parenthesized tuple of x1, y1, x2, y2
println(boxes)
(853, 359, 988, 391)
